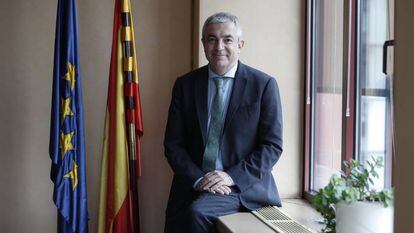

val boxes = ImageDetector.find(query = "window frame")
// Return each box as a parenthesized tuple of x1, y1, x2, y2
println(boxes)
(303, 0, 393, 200)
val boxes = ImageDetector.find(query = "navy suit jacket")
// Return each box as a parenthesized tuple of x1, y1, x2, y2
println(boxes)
(164, 61, 283, 216)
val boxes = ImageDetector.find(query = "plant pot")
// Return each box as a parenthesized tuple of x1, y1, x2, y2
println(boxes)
(336, 201, 394, 233)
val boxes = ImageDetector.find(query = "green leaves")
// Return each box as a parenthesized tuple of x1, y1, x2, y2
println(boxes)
(312, 157, 394, 233)
(378, 189, 394, 208)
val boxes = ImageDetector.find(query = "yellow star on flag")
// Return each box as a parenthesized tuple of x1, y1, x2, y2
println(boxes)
(61, 97, 74, 122)
(60, 131, 75, 158)
(64, 160, 78, 190)
(64, 62, 76, 90)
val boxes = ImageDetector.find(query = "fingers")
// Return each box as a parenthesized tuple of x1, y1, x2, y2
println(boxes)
(197, 171, 234, 195)
(198, 172, 224, 190)
(198, 176, 222, 191)
(210, 180, 226, 192)
(205, 185, 232, 195)
(219, 185, 232, 195)
(199, 170, 232, 189)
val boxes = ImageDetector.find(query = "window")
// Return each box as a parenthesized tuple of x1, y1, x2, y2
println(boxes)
(304, 0, 394, 196)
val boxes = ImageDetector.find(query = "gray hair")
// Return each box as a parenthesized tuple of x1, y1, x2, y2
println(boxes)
(201, 12, 243, 40)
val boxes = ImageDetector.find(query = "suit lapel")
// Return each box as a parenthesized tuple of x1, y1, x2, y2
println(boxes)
(224, 62, 247, 132)
(195, 66, 209, 145)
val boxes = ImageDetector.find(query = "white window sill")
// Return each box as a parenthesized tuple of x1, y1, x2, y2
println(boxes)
(217, 198, 324, 233)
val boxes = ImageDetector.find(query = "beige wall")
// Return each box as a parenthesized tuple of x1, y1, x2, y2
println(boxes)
(0, 0, 191, 233)
(394, 1, 414, 232)
(196, 0, 305, 198)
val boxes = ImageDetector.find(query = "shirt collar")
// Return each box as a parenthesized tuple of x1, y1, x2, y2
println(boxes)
(208, 62, 238, 79)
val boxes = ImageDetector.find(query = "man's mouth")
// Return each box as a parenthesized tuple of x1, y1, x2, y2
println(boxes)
(214, 54, 227, 58)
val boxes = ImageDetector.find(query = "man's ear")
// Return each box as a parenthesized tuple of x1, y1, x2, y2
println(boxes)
(201, 38, 207, 51)
(238, 39, 245, 49)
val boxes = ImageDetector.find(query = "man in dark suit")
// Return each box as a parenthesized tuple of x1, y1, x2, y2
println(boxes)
(164, 12, 283, 233)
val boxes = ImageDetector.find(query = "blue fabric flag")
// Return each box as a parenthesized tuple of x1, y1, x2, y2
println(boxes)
(50, 0, 89, 232)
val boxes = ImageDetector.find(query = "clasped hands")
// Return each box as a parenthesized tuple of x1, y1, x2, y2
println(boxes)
(197, 170, 234, 195)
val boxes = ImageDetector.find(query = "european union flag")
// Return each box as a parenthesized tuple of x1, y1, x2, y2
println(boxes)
(49, 0, 89, 232)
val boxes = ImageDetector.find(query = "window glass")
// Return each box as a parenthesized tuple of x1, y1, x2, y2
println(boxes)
(357, 0, 393, 189)
(311, 0, 344, 191)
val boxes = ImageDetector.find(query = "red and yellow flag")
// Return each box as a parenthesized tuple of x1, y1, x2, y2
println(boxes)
(98, 0, 143, 232)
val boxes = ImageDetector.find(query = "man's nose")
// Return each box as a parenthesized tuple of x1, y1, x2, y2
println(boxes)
(215, 40, 224, 50)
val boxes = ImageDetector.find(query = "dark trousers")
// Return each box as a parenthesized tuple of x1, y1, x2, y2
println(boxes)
(164, 189, 245, 233)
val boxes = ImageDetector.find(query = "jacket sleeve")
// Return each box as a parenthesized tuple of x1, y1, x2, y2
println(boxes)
(226, 78, 283, 192)
(164, 78, 205, 186)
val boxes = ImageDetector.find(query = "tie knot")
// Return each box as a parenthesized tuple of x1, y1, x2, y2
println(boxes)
(214, 77, 229, 91)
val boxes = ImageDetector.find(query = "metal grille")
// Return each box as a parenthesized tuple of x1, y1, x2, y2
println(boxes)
(252, 206, 316, 233)
(256, 206, 291, 221)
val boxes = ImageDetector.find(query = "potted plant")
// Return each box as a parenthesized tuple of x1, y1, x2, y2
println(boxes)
(312, 157, 394, 233)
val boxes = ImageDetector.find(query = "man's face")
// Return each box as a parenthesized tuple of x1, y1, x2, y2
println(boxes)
(202, 22, 244, 75)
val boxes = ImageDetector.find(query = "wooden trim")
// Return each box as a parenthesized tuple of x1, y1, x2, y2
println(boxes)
(191, 0, 200, 69)
(387, 0, 395, 188)
(303, 0, 312, 196)
(303, 191, 315, 203)
(347, 0, 357, 163)
(341, 0, 357, 172)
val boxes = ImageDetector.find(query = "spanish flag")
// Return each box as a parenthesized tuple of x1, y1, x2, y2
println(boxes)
(98, 0, 143, 232)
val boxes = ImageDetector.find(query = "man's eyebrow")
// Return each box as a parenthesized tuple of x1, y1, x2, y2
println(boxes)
(206, 34, 219, 39)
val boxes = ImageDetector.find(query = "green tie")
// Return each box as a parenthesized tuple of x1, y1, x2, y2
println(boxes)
(202, 77, 229, 172)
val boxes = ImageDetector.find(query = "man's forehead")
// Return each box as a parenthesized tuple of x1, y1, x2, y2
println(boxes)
(206, 33, 235, 38)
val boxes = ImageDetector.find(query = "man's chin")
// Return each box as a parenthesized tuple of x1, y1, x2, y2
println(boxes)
(209, 64, 229, 75)
(210, 66, 227, 75)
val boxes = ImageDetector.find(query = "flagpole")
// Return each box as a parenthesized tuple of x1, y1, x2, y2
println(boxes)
(126, 120, 140, 233)
(122, 5, 141, 232)
(120, 0, 141, 231)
